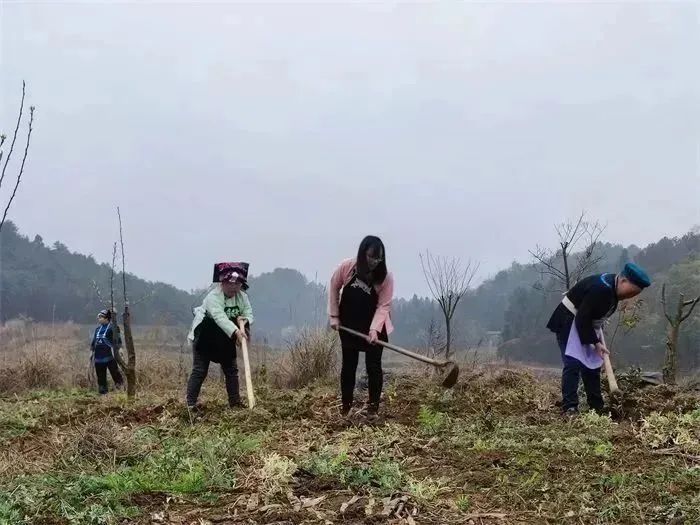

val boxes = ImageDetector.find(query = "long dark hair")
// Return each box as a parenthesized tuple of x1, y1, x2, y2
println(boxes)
(355, 235, 387, 285)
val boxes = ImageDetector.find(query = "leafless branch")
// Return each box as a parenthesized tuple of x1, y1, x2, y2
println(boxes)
(555, 211, 586, 250)
(110, 242, 117, 311)
(116, 206, 136, 398)
(661, 284, 673, 324)
(529, 247, 568, 283)
(570, 223, 606, 283)
(420, 252, 478, 315)
(1, 104, 35, 232)
(131, 289, 156, 307)
(662, 284, 700, 384)
(0, 81, 25, 192)
(531, 211, 606, 292)
(607, 298, 644, 351)
(650, 448, 700, 462)
(117, 207, 128, 304)
(90, 280, 108, 307)
(680, 296, 700, 323)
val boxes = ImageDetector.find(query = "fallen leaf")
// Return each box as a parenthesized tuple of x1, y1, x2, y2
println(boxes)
(381, 497, 396, 516)
(395, 499, 407, 518)
(340, 495, 361, 513)
(382, 496, 408, 516)
(258, 504, 282, 512)
(406, 516, 416, 525)
(365, 496, 376, 516)
(302, 495, 327, 509)
(286, 491, 300, 505)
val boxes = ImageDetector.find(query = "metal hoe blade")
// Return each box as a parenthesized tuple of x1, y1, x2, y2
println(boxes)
(440, 362, 459, 388)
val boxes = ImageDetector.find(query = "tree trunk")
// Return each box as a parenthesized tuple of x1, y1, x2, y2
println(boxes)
(663, 295, 684, 385)
(663, 324, 679, 385)
(445, 318, 452, 360)
(562, 245, 570, 290)
(122, 304, 137, 398)
(110, 310, 128, 374)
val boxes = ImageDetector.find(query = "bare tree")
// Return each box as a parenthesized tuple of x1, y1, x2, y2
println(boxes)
(661, 284, 700, 385)
(117, 207, 137, 398)
(108, 242, 129, 375)
(530, 211, 606, 292)
(420, 251, 479, 359)
(0, 81, 36, 232)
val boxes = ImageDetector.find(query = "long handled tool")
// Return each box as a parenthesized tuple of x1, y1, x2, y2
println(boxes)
(238, 320, 255, 409)
(599, 332, 621, 396)
(339, 326, 459, 388)
(603, 354, 620, 395)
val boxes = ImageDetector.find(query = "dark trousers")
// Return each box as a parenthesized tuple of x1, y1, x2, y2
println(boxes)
(186, 347, 240, 407)
(558, 337, 603, 412)
(95, 359, 123, 395)
(341, 346, 383, 408)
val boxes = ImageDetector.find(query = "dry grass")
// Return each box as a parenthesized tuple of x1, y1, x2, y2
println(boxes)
(1, 366, 699, 525)
(270, 328, 339, 389)
(3, 321, 699, 524)
(1, 321, 504, 396)
(0, 320, 191, 395)
(0, 322, 341, 397)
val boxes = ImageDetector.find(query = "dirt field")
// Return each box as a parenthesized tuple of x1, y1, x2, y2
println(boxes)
(1, 357, 699, 525)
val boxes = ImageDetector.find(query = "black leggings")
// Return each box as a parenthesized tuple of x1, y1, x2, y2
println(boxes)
(341, 346, 383, 407)
(186, 347, 240, 407)
(95, 359, 123, 394)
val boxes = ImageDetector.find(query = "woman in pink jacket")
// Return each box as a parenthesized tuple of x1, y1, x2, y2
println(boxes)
(329, 235, 394, 417)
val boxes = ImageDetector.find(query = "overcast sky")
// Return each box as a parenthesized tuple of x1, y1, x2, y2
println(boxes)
(1, 1, 698, 297)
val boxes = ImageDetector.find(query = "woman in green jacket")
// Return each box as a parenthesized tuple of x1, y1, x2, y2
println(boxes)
(186, 262, 254, 409)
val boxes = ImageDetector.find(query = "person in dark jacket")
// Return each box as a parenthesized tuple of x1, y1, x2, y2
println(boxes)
(90, 309, 124, 395)
(546, 263, 651, 414)
(186, 262, 254, 410)
(329, 236, 394, 417)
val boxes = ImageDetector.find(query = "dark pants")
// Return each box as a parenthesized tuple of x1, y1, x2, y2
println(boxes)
(186, 347, 240, 407)
(341, 346, 383, 408)
(95, 359, 123, 395)
(558, 337, 603, 412)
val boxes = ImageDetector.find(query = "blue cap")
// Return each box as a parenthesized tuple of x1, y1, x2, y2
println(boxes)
(621, 263, 651, 289)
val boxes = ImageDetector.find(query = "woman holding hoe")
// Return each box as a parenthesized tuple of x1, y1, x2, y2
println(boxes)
(329, 236, 394, 417)
(186, 262, 254, 411)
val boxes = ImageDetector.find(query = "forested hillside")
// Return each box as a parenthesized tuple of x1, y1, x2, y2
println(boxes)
(2, 220, 699, 369)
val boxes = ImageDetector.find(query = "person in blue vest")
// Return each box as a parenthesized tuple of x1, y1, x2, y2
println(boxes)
(90, 309, 124, 395)
(546, 263, 651, 415)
